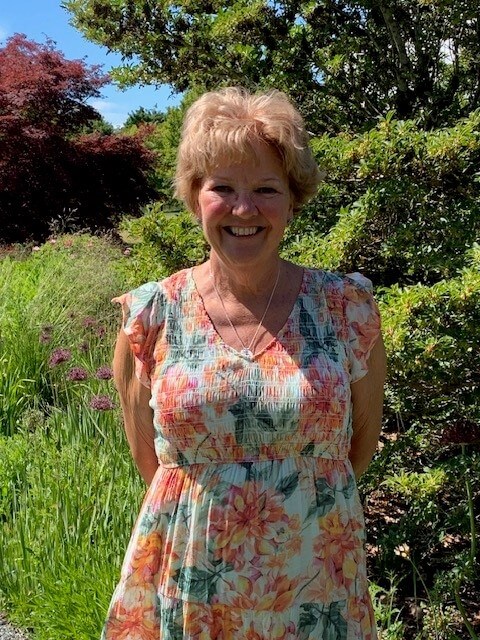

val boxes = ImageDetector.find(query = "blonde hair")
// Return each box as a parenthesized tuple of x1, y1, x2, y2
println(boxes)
(174, 87, 322, 213)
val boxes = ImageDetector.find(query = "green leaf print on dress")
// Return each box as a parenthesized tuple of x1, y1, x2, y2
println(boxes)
(299, 602, 348, 640)
(298, 298, 339, 367)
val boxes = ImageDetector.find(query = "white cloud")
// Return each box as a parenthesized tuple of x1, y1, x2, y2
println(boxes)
(88, 98, 128, 128)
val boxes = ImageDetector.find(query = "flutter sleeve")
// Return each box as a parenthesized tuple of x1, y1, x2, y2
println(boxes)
(112, 282, 165, 388)
(343, 272, 381, 383)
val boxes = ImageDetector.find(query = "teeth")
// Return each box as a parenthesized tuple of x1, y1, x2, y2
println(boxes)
(229, 227, 259, 236)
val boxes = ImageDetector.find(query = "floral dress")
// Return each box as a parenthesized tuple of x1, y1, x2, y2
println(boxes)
(103, 267, 381, 640)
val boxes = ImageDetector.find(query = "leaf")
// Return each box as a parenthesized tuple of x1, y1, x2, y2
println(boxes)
(301, 442, 315, 456)
(173, 566, 217, 602)
(341, 474, 356, 499)
(254, 408, 276, 431)
(275, 471, 300, 499)
(315, 478, 336, 516)
(299, 603, 320, 640)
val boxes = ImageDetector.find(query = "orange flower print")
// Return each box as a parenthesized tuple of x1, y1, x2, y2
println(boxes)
(105, 589, 158, 640)
(209, 482, 285, 561)
(226, 571, 300, 613)
(183, 603, 243, 639)
(245, 619, 297, 640)
(128, 532, 163, 584)
(316, 511, 362, 583)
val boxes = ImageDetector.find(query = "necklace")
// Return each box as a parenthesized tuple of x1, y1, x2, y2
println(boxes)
(210, 265, 281, 360)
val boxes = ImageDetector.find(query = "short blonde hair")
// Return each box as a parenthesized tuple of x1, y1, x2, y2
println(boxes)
(174, 87, 322, 214)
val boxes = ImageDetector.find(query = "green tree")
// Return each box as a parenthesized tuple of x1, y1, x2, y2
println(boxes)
(65, 0, 480, 132)
(123, 106, 166, 128)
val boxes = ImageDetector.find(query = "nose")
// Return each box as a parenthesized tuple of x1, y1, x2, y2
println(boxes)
(232, 191, 257, 217)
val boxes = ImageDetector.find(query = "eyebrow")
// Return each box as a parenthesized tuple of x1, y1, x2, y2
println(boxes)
(208, 175, 283, 183)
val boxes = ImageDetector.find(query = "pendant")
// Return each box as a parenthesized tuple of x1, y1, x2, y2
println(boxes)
(240, 348, 254, 360)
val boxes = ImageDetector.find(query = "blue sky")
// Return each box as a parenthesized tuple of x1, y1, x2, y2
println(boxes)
(0, 0, 181, 127)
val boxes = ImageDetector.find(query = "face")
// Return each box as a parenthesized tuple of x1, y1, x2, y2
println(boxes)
(196, 142, 293, 272)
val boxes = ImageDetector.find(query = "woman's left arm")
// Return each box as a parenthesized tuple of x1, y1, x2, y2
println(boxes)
(349, 335, 387, 478)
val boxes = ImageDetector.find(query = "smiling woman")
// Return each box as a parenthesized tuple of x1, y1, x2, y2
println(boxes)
(103, 86, 386, 639)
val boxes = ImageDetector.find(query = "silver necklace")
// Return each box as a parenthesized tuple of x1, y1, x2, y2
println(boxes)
(210, 265, 281, 360)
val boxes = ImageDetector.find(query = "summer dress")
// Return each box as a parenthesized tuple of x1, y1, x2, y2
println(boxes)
(103, 267, 381, 640)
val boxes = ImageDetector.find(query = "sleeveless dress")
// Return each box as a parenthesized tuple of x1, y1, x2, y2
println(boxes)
(102, 267, 381, 640)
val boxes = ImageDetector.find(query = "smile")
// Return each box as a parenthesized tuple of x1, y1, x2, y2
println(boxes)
(226, 226, 262, 236)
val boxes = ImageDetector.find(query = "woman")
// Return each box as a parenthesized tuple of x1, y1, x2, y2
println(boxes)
(105, 87, 387, 639)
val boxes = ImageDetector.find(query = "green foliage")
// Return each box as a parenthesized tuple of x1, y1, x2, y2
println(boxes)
(380, 252, 480, 433)
(0, 235, 124, 435)
(0, 235, 144, 639)
(123, 105, 165, 128)
(65, 0, 480, 132)
(283, 112, 480, 286)
(117, 204, 208, 288)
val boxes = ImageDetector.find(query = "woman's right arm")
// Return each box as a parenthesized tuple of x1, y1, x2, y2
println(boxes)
(113, 328, 159, 486)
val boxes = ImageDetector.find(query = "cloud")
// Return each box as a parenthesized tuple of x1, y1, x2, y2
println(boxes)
(88, 98, 128, 128)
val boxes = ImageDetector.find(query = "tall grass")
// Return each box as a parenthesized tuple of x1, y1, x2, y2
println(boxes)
(0, 236, 144, 639)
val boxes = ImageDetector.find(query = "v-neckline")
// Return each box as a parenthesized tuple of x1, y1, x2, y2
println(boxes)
(189, 266, 307, 361)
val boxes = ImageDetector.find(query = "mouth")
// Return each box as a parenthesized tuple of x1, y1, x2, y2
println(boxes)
(225, 226, 263, 237)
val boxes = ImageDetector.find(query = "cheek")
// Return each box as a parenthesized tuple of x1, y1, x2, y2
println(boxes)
(199, 195, 229, 220)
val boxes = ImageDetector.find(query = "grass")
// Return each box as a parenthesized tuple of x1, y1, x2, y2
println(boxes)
(0, 235, 144, 638)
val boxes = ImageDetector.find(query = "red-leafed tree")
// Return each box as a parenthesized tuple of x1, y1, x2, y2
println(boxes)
(0, 34, 157, 242)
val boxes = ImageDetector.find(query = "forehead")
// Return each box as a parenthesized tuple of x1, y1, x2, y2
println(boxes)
(205, 142, 287, 179)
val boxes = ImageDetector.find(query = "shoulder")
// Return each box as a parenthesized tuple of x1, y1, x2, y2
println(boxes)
(303, 268, 375, 301)
(113, 268, 193, 318)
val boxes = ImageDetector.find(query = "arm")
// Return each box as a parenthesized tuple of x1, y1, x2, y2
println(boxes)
(113, 328, 159, 486)
(349, 335, 387, 478)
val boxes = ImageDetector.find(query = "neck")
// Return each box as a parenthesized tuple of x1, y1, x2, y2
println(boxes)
(209, 254, 282, 299)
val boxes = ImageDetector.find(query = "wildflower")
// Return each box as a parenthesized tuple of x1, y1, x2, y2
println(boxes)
(39, 331, 52, 344)
(49, 348, 71, 367)
(95, 366, 113, 380)
(123, 247, 132, 256)
(79, 341, 90, 353)
(82, 317, 96, 329)
(67, 366, 89, 381)
(394, 544, 411, 559)
(49, 238, 57, 244)
(32, 246, 41, 252)
(89, 395, 115, 411)
(96, 326, 107, 338)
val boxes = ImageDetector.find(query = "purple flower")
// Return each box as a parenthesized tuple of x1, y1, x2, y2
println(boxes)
(95, 366, 113, 380)
(89, 395, 115, 411)
(82, 317, 97, 329)
(96, 326, 107, 338)
(79, 341, 90, 353)
(49, 348, 72, 367)
(67, 367, 89, 381)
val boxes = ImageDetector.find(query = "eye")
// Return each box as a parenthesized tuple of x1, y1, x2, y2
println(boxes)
(212, 185, 233, 193)
(256, 186, 278, 194)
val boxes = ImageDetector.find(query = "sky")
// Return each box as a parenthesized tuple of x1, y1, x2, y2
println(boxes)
(0, 0, 182, 127)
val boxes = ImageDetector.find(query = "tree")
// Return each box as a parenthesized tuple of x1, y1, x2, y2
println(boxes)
(123, 106, 165, 128)
(65, 0, 480, 132)
(0, 34, 157, 242)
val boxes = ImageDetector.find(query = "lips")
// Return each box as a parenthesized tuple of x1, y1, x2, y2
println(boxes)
(225, 226, 263, 236)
